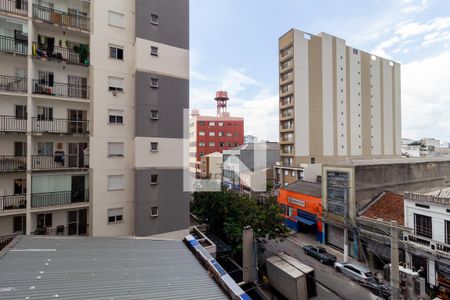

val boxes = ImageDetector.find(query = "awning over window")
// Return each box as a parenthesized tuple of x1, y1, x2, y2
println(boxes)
(296, 216, 316, 226)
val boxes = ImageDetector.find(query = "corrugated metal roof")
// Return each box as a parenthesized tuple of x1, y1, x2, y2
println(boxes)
(427, 187, 450, 198)
(0, 236, 227, 300)
(282, 181, 322, 198)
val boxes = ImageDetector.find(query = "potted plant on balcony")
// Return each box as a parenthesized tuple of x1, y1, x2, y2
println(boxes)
(79, 44, 89, 65)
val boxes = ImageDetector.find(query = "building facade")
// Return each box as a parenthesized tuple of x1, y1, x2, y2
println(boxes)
(0, 0, 189, 239)
(200, 151, 222, 180)
(277, 29, 402, 185)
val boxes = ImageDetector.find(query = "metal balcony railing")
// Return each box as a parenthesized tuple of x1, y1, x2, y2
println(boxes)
(0, 34, 27, 55)
(32, 155, 89, 170)
(32, 117, 89, 135)
(32, 80, 89, 99)
(0, 75, 27, 93)
(0, 0, 28, 16)
(31, 189, 89, 208)
(0, 155, 26, 172)
(32, 42, 89, 66)
(0, 115, 27, 132)
(33, 4, 90, 31)
(31, 224, 88, 236)
(0, 194, 26, 212)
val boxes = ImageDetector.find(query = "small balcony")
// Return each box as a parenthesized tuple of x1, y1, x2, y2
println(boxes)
(0, 75, 27, 93)
(32, 117, 89, 135)
(32, 155, 89, 170)
(32, 80, 89, 99)
(0, 34, 27, 55)
(0, 194, 26, 212)
(32, 4, 90, 32)
(0, 115, 27, 132)
(31, 224, 88, 236)
(0, 155, 26, 172)
(0, 0, 28, 16)
(32, 42, 90, 66)
(31, 189, 89, 208)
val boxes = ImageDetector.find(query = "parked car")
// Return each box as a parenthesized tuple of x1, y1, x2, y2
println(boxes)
(334, 261, 373, 283)
(364, 277, 391, 299)
(303, 245, 337, 264)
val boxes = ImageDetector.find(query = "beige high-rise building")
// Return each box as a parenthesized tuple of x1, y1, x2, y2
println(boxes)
(275, 29, 402, 185)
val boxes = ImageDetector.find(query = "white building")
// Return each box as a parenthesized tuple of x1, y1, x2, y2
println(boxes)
(404, 189, 450, 290)
(420, 138, 441, 149)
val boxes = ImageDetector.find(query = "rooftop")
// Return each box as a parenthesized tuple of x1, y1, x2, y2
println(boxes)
(281, 180, 322, 198)
(359, 192, 404, 225)
(0, 236, 227, 300)
(326, 156, 450, 167)
(205, 151, 223, 158)
(426, 187, 450, 198)
(228, 142, 280, 151)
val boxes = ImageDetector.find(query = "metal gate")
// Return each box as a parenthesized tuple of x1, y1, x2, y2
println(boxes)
(326, 225, 344, 250)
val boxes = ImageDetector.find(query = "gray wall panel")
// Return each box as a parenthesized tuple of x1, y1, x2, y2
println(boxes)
(135, 169, 190, 236)
(135, 71, 188, 138)
(135, 0, 189, 50)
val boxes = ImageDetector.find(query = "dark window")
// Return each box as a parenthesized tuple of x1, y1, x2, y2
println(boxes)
(150, 78, 159, 88)
(110, 46, 124, 60)
(150, 174, 158, 184)
(415, 203, 430, 209)
(150, 110, 159, 120)
(37, 106, 53, 121)
(15, 105, 27, 120)
(150, 206, 158, 217)
(150, 142, 158, 151)
(150, 14, 159, 25)
(109, 114, 123, 124)
(13, 216, 25, 233)
(415, 214, 432, 239)
(447, 221, 450, 244)
(311, 157, 315, 164)
(37, 213, 52, 229)
(150, 46, 158, 56)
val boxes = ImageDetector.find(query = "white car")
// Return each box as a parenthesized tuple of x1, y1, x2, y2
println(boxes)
(334, 261, 373, 283)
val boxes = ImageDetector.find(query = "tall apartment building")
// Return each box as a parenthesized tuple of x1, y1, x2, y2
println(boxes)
(276, 29, 402, 185)
(0, 0, 189, 239)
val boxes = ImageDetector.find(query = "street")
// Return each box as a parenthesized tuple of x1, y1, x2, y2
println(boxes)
(265, 237, 381, 300)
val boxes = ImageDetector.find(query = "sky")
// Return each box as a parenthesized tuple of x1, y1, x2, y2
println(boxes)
(190, 0, 450, 143)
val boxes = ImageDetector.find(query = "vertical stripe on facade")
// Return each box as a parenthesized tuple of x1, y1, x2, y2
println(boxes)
(321, 33, 334, 156)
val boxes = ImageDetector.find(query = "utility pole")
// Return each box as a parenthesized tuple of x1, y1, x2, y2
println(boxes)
(343, 187, 349, 262)
(390, 220, 400, 300)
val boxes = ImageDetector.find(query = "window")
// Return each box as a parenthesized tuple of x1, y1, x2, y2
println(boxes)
(108, 11, 124, 28)
(150, 78, 159, 88)
(415, 214, 432, 239)
(150, 110, 159, 120)
(150, 142, 158, 152)
(15, 105, 27, 120)
(37, 142, 53, 155)
(108, 109, 124, 124)
(150, 46, 158, 56)
(291, 171, 295, 176)
(446, 221, 450, 244)
(353, 49, 358, 55)
(150, 13, 159, 25)
(209, 132, 215, 136)
(108, 175, 124, 190)
(284, 170, 288, 176)
(199, 121, 205, 126)
(209, 122, 215, 126)
(36, 213, 52, 229)
(108, 76, 124, 92)
(227, 132, 232, 137)
(198, 141, 205, 147)
(199, 131, 205, 136)
(108, 208, 123, 224)
(13, 216, 25, 233)
(150, 206, 158, 217)
(199, 152, 204, 157)
(415, 203, 430, 209)
(109, 45, 124, 60)
(287, 206, 294, 217)
(218, 132, 224, 136)
(219, 142, 224, 147)
(218, 122, 224, 126)
(108, 142, 124, 157)
(37, 106, 53, 121)
(150, 174, 158, 185)
(209, 142, 215, 146)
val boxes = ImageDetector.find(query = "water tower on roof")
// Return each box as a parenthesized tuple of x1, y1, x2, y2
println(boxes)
(215, 90, 229, 117)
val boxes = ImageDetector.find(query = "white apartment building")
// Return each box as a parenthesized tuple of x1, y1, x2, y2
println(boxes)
(0, 0, 189, 240)
(404, 190, 450, 290)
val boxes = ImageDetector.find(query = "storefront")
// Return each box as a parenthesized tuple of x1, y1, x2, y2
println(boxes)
(277, 181, 324, 243)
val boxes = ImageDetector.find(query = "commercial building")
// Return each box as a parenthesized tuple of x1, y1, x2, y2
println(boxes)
(276, 29, 402, 185)
(200, 151, 222, 180)
(277, 180, 324, 242)
(0, 0, 189, 239)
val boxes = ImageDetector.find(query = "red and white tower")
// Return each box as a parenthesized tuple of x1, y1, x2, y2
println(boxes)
(214, 90, 229, 116)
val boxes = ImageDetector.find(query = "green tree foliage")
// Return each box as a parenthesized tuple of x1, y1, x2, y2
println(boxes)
(191, 191, 288, 252)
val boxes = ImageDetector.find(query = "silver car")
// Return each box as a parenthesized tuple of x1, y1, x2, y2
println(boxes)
(334, 261, 373, 283)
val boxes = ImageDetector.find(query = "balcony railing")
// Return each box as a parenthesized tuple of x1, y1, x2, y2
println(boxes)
(32, 42, 89, 66)
(0, 34, 27, 55)
(32, 117, 89, 135)
(0, 233, 22, 251)
(0, 75, 27, 93)
(32, 155, 89, 170)
(0, 194, 26, 212)
(33, 4, 90, 32)
(0, 155, 26, 172)
(31, 189, 89, 208)
(0, 115, 27, 132)
(32, 224, 88, 236)
(32, 80, 89, 99)
(0, 0, 28, 16)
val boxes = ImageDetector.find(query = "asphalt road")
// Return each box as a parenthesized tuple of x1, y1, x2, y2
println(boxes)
(265, 238, 381, 300)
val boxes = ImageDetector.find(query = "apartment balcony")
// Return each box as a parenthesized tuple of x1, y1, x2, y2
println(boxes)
(32, 4, 90, 32)
(32, 42, 90, 66)
(280, 99, 294, 109)
(31, 224, 88, 236)
(0, 155, 26, 172)
(279, 46, 293, 63)
(0, 194, 26, 213)
(280, 60, 293, 73)
(280, 138, 294, 144)
(280, 125, 294, 133)
(0, 75, 27, 93)
(32, 80, 89, 99)
(280, 89, 294, 98)
(32, 155, 89, 171)
(31, 189, 89, 208)
(0, 115, 27, 132)
(32, 117, 89, 135)
(0, 0, 28, 16)
(0, 34, 27, 55)
(280, 112, 294, 121)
